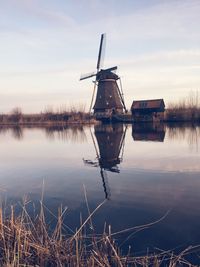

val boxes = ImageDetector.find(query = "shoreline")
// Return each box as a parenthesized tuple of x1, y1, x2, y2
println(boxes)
(0, 108, 200, 125)
(0, 119, 199, 126)
(0, 120, 97, 126)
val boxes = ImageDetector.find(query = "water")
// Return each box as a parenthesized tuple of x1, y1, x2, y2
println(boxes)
(0, 123, 200, 259)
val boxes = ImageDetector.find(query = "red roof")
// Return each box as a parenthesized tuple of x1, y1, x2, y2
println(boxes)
(131, 99, 165, 110)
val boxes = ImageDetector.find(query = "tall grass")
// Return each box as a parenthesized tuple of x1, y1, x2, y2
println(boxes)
(0, 198, 197, 266)
(0, 104, 94, 125)
(166, 91, 200, 122)
(42, 104, 91, 123)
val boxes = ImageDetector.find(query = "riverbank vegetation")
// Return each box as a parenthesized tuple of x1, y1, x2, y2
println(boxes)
(165, 91, 200, 122)
(0, 199, 197, 266)
(0, 105, 94, 125)
(1, 91, 200, 124)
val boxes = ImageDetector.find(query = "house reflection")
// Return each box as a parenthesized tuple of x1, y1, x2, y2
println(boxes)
(83, 124, 126, 199)
(132, 123, 165, 142)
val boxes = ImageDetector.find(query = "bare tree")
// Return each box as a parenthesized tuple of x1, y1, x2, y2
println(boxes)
(10, 107, 22, 122)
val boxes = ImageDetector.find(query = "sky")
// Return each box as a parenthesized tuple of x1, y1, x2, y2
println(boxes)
(0, 0, 200, 113)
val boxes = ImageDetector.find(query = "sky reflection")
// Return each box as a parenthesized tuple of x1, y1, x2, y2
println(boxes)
(0, 124, 200, 255)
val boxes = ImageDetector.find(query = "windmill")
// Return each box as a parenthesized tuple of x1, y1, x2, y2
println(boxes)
(80, 34, 127, 121)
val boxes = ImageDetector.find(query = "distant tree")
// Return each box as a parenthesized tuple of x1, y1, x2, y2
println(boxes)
(10, 107, 22, 122)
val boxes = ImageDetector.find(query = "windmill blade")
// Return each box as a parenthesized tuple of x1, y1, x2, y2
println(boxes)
(119, 77, 128, 112)
(103, 66, 117, 72)
(96, 33, 106, 71)
(89, 81, 97, 113)
(100, 168, 111, 200)
(80, 72, 96, 81)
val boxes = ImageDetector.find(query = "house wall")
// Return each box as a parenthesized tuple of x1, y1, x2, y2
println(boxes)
(132, 111, 164, 122)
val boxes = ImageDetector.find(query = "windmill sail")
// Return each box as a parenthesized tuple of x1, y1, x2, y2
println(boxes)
(97, 33, 106, 71)
(80, 72, 96, 81)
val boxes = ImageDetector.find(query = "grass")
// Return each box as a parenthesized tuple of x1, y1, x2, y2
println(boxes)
(2, 91, 200, 124)
(166, 91, 200, 122)
(0, 196, 198, 266)
(0, 105, 95, 126)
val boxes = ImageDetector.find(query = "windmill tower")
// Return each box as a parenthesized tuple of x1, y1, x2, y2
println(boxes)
(80, 34, 127, 121)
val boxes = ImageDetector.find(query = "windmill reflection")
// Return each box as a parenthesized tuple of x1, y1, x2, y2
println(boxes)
(132, 123, 165, 142)
(83, 124, 126, 199)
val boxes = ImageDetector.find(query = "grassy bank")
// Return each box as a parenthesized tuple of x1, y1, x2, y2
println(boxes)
(1, 91, 200, 124)
(0, 199, 197, 266)
(165, 107, 200, 122)
(0, 106, 95, 126)
(165, 91, 200, 122)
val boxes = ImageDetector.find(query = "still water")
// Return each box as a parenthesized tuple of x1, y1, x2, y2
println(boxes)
(0, 124, 200, 257)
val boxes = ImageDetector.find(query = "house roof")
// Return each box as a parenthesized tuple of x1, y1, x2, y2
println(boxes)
(131, 99, 165, 110)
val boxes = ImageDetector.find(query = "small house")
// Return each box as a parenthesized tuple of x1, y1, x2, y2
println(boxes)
(131, 99, 165, 122)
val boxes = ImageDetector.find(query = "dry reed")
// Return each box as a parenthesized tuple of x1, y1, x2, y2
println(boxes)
(0, 198, 197, 266)
(166, 91, 200, 122)
(0, 104, 94, 126)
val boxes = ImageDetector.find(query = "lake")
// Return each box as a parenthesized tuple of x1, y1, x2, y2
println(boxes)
(0, 123, 200, 261)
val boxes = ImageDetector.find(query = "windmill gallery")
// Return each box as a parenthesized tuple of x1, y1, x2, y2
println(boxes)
(80, 34, 165, 123)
